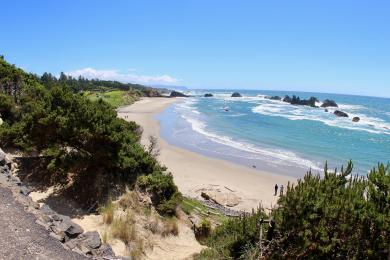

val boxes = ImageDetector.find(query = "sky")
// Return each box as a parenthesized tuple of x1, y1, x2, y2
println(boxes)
(1, 0, 390, 97)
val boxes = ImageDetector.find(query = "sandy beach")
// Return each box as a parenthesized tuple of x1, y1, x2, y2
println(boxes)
(118, 97, 296, 211)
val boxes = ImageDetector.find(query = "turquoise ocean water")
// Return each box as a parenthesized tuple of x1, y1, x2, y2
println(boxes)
(156, 90, 390, 177)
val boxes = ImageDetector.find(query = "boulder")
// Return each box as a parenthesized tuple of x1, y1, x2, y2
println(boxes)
(52, 219, 84, 239)
(321, 99, 338, 108)
(231, 92, 242, 97)
(95, 244, 115, 258)
(83, 231, 102, 249)
(352, 117, 360, 122)
(170, 91, 188, 97)
(204, 93, 213, 97)
(325, 109, 328, 112)
(334, 110, 349, 117)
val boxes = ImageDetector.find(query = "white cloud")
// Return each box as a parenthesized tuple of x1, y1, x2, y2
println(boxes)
(66, 68, 179, 85)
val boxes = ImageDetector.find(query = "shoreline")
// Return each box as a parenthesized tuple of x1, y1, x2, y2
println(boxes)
(118, 97, 296, 211)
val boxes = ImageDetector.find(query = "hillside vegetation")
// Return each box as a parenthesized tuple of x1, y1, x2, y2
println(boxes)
(0, 56, 180, 214)
(197, 162, 390, 259)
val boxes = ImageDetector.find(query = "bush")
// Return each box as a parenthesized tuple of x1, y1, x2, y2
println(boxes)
(201, 209, 266, 259)
(137, 172, 182, 216)
(267, 162, 390, 259)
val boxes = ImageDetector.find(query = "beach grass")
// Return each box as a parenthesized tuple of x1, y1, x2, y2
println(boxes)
(181, 197, 228, 223)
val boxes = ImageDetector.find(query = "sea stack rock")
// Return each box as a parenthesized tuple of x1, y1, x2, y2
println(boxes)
(352, 117, 360, 122)
(321, 99, 338, 108)
(170, 91, 188, 97)
(231, 92, 242, 97)
(204, 93, 213, 97)
(334, 110, 349, 117)
(283, 95, 292, 103)
(267, 96, 282, 100)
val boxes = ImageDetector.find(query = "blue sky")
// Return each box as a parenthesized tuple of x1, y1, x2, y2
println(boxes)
(1, 1, 390, 97)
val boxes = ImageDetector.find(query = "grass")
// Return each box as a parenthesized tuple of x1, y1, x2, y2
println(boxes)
(102, 229, 108, 243)
(99, 200, 116, 225)
(85, 90, 140, 108)
(181, 197, 228, 223)
(161, 217, 179, 237)
(118, 191, 142, 212)
(111, 211, 137, 244)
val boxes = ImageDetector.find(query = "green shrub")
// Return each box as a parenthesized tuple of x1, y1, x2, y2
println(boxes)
(268, 162, 390, 259)
(137, 172, 182, 216)
(201, 208, 266, 259)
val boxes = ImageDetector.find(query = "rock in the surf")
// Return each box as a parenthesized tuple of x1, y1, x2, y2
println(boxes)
(283, 95, 292, 103)
(334, 110, 349, 117)
(231, 92, 242, 97)
(170, 91, 189, 97)
(204, 93, 213, 97)
(321, 99, 338, 108)
(352, 116, 360, 122)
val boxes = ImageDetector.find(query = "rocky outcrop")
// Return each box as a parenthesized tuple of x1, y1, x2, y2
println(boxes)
(204, 93, 213, 97)
(231, 92, 242, 97)
(352, 117, 360, 122)
(321, 99, 338, 108)
(0, 148, 118, 259)
(170, 91, 189, 97)
(280, 95, 318, 107)
(334, 110, 349, 117)
(201, 190, 239, 207)
(267, 96, 282, 101)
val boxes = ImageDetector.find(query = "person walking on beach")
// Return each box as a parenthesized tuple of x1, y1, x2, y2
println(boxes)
(280, 185, 284, 196)
(274, 184, 278, 196)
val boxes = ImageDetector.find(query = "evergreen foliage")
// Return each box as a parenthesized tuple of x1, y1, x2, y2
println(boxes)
(137, 172, 182, 216)
(0, 57, 178, 208)
(199, 162, 390, 259)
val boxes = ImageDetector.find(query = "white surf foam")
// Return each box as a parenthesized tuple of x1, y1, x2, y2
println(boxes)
(252, 101, 390, 135)
(176, 109, 322, 171)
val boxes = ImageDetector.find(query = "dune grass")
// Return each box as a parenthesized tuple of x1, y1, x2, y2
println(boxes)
(99, 200, 116, 225)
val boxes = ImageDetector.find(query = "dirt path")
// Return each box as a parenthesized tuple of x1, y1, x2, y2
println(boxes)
(0, 186, 86, 260)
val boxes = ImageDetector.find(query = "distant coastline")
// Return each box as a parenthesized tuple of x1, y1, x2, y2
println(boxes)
(156, 90, 390, 176)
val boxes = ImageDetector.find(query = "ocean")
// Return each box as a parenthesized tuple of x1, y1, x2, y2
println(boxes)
(156, 90, 390, 177)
